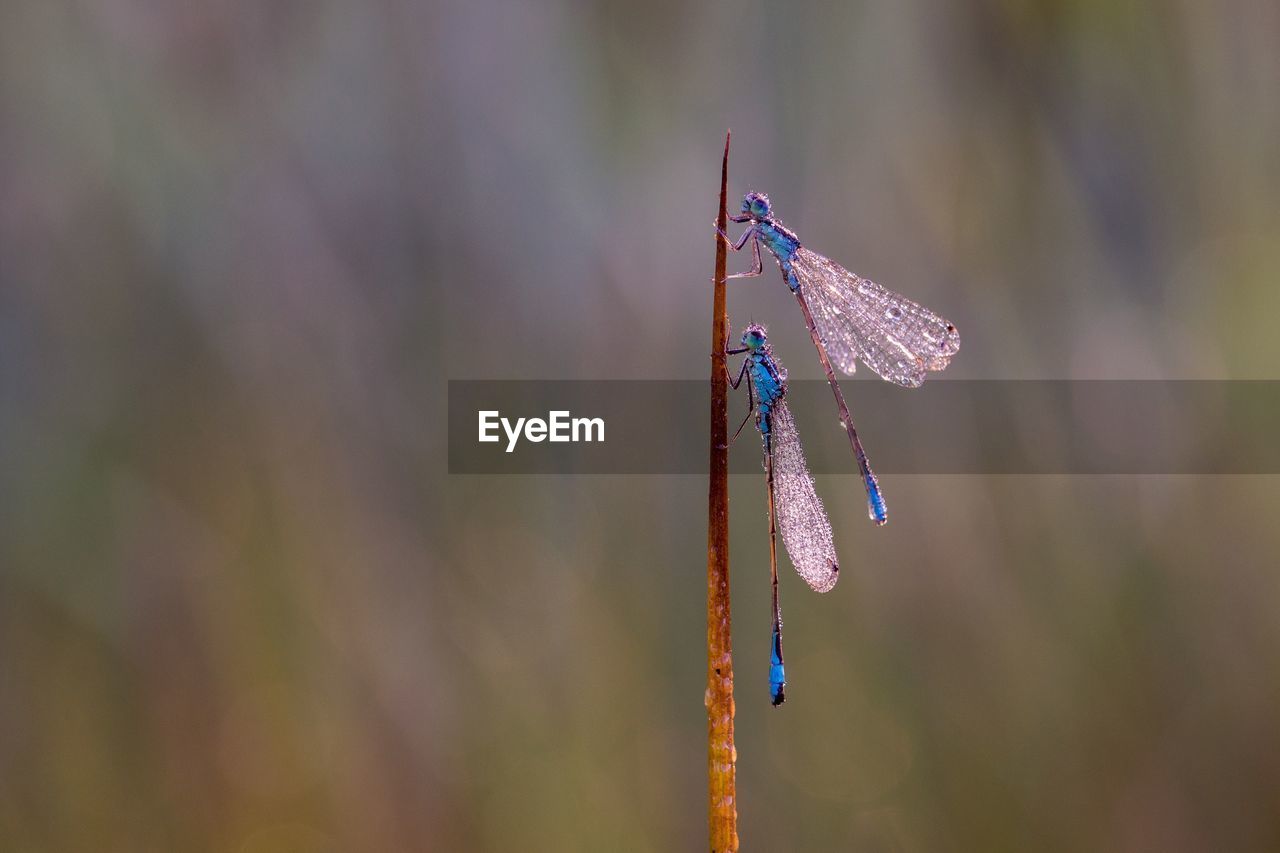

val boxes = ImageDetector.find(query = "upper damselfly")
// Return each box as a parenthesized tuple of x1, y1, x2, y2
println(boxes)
(718, 191, 960, 524)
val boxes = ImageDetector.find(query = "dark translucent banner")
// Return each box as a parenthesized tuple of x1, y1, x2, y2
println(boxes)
(447, 380, 1280, 475)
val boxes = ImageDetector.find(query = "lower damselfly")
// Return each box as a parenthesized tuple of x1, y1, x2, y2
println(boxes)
(728, 323, 840, 705)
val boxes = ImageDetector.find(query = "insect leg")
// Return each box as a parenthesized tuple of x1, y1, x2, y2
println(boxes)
(726, 232, 763, 280)
(729, 374, 755, 446)
(715, 222, 755, 251)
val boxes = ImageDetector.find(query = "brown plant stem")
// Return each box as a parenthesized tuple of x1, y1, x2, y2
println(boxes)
(706, 129, 738, 853)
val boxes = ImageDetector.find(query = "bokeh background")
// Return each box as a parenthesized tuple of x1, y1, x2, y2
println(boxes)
(4, 1, 1280, 850)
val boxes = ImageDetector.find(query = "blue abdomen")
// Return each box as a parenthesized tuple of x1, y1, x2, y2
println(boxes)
(866, 474, 887, 525)
(769, 623, 786, 706)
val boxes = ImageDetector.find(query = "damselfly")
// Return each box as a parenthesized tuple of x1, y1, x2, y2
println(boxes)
(728, 323, 839, 706)
(718, 192, 960, 524)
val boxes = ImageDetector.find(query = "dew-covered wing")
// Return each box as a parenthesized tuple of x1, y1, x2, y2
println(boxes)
(769, 401, 839, 593)
(790, 246, 960, 387)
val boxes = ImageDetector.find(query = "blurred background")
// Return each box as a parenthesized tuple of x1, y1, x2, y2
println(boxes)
(3, 1, 1280, 850)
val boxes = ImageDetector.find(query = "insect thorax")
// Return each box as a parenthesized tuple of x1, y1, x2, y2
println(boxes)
(756, 221, 802, 291)
(756, 221, 800, 263)
(749, 353, 786, 411)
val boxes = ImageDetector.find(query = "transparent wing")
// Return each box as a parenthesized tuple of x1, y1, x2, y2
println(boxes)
(770, 401, 839, 593)
(791, 246, 961, 388)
